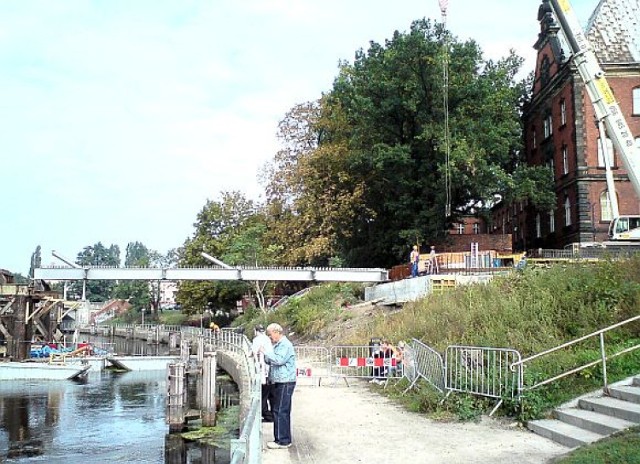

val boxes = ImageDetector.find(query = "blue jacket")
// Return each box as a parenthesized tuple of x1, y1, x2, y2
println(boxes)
(264, 335, 297, 383)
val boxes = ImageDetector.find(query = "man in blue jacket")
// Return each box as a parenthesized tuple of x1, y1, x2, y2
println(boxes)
(262, 323, 296, 449)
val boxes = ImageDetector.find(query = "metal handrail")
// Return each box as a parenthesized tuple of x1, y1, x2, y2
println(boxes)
(511, 314, 640, 392)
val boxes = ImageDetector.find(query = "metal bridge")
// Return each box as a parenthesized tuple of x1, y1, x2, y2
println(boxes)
(34, 265, 389, 283)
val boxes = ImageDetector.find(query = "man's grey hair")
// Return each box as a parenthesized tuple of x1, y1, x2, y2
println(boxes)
(266, 323, 283, 334)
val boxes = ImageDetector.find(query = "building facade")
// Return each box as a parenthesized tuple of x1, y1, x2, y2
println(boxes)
(500, 0, 640, 250)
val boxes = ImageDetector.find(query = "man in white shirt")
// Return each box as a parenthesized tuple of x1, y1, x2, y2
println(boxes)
(252, 324, 274, 422)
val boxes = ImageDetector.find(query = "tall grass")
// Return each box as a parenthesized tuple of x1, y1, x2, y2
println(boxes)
(239, 257, 640, 419)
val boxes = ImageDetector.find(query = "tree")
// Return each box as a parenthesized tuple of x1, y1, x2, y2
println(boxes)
(176, 191, 256, 315)
(68, 242, 120, 301)
(29, 245, 42, 279)
(223, 213, 284, 312)
(264, 19, 550, 268)
(112, 241, 153, 311)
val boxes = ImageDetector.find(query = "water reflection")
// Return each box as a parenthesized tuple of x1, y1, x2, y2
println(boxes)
(0, 338, 238, 463)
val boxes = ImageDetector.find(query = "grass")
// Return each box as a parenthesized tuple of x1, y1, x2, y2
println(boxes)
(553, 426, 640, 464)
(237, 256, 640, 421)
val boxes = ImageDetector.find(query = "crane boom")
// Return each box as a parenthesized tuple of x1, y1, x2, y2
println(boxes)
(549, 0, 640, 195)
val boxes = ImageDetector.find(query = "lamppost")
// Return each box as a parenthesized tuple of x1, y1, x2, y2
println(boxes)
(141, 307, 146, 325)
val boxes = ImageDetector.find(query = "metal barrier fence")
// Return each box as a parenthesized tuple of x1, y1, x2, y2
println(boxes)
(295, 346, 329, 386)
(329, 345, 399, 384)
(403, 339, 445, 393)
(445, 345, 522, 415)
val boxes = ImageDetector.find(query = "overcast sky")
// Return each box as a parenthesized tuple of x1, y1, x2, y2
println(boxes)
(1, 0, 598, 275)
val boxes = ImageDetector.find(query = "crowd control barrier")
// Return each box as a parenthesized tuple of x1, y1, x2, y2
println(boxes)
(295, 346, 329, 386)
(445, 345, 522, 415)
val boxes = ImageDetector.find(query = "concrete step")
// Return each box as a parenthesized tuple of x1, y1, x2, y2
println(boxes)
(579, 396, 640, 423)
(632, 376, 640, 387)
(554, 408, 636, 435)
(609, 385, 640, 405)
(527, 419, 604, 448)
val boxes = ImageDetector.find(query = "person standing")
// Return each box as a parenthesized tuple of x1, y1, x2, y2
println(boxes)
(251, 325, 274, 422)
(429, 245, 438, 274)
(410, 245, 420, 277)
(262, 323, 297, 449)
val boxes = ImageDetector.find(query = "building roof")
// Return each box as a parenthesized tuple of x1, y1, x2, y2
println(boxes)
(586, 0, 640, 63)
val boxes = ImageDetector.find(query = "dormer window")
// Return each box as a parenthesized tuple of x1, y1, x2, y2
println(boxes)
(541, 56, 551, 86)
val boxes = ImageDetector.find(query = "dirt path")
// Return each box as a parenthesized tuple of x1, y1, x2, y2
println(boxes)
(262, 381, 568, 464)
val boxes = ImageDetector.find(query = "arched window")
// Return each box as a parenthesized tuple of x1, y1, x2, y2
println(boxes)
(600, 191, 613, 222)
(564, 197, 572, 227)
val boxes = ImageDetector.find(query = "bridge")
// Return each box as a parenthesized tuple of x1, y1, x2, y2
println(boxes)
(34, 265, 389, 282)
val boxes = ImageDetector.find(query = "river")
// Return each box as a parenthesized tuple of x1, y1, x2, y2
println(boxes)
(0, 336, 238, 463)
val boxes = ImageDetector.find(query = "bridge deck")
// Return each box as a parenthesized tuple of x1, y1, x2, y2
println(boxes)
(34, 266, 388, 282)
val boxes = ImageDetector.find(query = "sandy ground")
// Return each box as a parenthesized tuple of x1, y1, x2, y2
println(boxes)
(261, 380, 569, 464)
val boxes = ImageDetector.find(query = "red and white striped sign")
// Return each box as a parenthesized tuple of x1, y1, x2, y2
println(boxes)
(336, 357, 397, 367)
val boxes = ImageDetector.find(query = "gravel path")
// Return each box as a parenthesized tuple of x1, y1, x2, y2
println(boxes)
(261, 380, 568, 464)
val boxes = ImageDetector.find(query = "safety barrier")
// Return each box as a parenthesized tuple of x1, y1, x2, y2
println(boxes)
(294, 346, 329, 386)
(403, 339, 445, 393)
(445, 345, 522, 415)
(329, 345, 399, 384)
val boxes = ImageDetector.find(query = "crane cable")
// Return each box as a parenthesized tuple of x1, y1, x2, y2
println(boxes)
(438, 0, 452, 219)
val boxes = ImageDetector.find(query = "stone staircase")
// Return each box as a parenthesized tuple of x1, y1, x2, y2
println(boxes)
(527, 376, 640, 448)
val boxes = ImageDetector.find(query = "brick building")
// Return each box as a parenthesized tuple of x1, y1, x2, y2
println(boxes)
(496, 0, 640, 250)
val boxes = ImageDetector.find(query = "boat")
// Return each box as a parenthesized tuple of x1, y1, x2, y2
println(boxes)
(106, 355, 179, 371)
(0, 361, 91, 380)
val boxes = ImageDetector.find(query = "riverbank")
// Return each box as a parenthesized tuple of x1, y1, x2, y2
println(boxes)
(261, 380, 568, 464)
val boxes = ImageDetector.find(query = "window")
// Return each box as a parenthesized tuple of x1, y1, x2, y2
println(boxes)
(562, 145, 568, 175)
(536, 214, 541, 238)
(543, 114, 553, 138)
(564, 197, 572, 226)
(560, 99, 567, 126)
(600, 191, 613, 222)
(456, 223, 465, 234)
(547, 158, 555, 177)
(597, 137, 614, 167)
(634, 88, 640, 115)
(532, 129, 537, 149)
(549, 210, 555, 233)
(473, 223, 480, 235)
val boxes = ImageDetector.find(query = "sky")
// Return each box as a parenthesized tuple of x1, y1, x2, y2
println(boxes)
(1, 0, 599, 275)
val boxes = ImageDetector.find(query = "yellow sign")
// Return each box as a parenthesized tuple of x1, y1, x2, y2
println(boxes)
(595, 78, 616, 105)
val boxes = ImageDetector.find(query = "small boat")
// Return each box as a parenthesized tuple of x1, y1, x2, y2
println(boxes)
(106, 355, 179, 371)
(0, 361, 91, 380)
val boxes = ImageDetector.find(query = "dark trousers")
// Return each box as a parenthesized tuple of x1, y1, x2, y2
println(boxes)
(272, 381, 296, 445)
(262, 383, 274, 421)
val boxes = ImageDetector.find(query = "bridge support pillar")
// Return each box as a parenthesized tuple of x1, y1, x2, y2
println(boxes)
(202, 351, 217, 426)
(167, 362, 186, 432)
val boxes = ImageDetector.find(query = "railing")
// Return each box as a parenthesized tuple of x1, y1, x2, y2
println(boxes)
(97, 323, 261, 464)
(511, 314, 640, 394)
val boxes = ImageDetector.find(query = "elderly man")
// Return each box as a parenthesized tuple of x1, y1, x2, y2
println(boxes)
(262, 323, 296, 450)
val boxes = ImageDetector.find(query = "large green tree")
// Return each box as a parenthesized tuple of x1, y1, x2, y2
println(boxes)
(264, 19, 553, 269)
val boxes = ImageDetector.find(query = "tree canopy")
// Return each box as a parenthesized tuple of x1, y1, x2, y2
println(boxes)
(263, 19, 553, 269)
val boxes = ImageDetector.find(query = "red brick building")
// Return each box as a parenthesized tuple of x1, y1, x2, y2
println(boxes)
(496, 0, 640, 250)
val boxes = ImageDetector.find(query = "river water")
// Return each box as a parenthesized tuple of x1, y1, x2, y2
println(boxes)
(0, 336, 238, 464)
